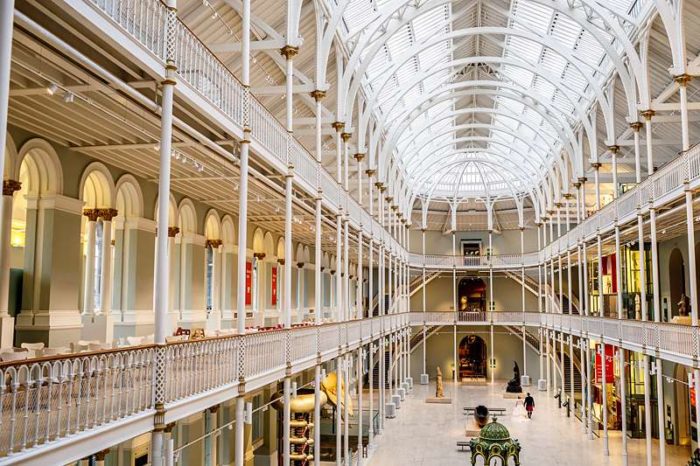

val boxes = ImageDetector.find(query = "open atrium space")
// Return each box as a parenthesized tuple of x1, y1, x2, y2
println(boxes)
(2, 0, 700, 465)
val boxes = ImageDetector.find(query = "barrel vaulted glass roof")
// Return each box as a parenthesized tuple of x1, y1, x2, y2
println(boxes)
(334, 0, 650, 202)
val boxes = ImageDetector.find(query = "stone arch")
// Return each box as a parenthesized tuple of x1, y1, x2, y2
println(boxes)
(204, 209, 221, 240)
(252, 228, 265, 255)
(178, 198, 197, 234)
(115, 175, 144, 219)
(276, 237, 285, 261)
(16, 138, 63, 196)
(295, 243, 305, 266)
(262, 232, 275, 259)
(221, 215, 236, 246)
(3, 131, 18, 180)
(79, 162, 115, 209)
(153, 193, 178, 227)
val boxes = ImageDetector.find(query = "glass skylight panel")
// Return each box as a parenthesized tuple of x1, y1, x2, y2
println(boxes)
(504, 36, 542, 64)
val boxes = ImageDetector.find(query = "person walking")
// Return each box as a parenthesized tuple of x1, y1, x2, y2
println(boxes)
(524, 393, 535, 419)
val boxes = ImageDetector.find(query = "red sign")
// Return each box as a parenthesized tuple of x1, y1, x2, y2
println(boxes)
(595, 344, 614, 384)
(245, 261, 252, 306)
(271, 266, 278, 306)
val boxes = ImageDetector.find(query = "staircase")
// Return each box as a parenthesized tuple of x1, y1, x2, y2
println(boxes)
(408, 271, 441, 298)
(562, 353, 583, 397)
(505, 270, 581, 314)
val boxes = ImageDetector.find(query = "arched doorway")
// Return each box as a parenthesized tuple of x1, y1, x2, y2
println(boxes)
(668, 248, 686, 317)
(458, 277, 486, 313)
(675, 364, 691, 447)
(458, 335, 487, 380)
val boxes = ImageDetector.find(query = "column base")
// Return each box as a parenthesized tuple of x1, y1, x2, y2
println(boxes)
(15, 309, 82, 347)
(391, 394, 401, 409)
(420, 373, 429, 385)
(398, 386, 406, 401)
(0, 316, 14, 349)
(537, 379, 547, 391)
(406, 376, 413, 389)
(385, 402, 396, 418)
(521, 375, 531, 386)
(81, 313, 114, 344)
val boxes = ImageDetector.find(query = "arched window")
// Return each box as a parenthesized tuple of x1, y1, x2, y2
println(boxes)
(205, 242, 214, 311)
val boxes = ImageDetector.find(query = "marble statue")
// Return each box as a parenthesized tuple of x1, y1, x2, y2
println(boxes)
(506, 361, 523, 393)
(436, 366, 445, 398)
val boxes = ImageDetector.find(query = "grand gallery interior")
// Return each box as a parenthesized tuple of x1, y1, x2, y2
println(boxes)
(1, 0, 700, 465)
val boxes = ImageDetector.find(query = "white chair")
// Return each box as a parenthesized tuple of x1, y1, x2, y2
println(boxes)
(71, 340, 99, 353)
(126, 336, 144, 346)
(20, 342, 45, 351)
(0, 350, 29, 362)
(88, 342, 111, 351)
(38, 347, 70, 357)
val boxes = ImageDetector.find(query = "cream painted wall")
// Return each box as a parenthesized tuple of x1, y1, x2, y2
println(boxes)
(409, 275, 539, 311)
(408, 228, 539, 256)
(410, 326, 540, 382)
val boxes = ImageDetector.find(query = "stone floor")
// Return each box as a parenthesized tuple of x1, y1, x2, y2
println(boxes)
(366, 381, 691, 466)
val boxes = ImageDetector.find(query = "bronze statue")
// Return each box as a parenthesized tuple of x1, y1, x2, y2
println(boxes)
(506, 361, 522, 393)
(436, 366, 445, 398)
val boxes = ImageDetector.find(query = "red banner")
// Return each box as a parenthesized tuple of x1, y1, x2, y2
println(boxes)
(595, 344, 614, 384)
(245, 261, 252, 306)
(271, 266, 278, 306)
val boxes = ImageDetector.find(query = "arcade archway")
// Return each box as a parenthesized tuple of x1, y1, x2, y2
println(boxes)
(458, 335, 487, 381)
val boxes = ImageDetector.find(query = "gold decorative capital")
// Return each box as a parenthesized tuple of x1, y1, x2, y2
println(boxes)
(310, 89, 326, 101)
(629, 121, 643, 131)
(354, 153, 365, 162)
(206, 239, 223, 248)
(640, 109, 655, 121)
(167, 226, 180, 238)
(83, 209, 100, 222)
(2, 179, 22, 196)
(607, 145, 620, 154)
(279, 45, 299, 59)
(341, 132, 352, 142)
(674, 74, 692, 87)
(98, 208, 119, 221)
(331, 121, 345, 132)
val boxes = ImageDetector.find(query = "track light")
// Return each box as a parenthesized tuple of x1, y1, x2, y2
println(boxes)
(63, 92, 74, 103)
(47, 83, 59, 95)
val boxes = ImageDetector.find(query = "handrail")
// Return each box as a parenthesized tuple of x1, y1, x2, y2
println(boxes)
(0, 313, 409, 459)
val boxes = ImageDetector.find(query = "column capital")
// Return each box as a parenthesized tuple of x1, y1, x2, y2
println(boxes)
(83, 208, 100, 222)
(640, 109, 655, 121)
(629, 121, 643, 131)
(297, 262, 305, 268)
(353, 153, 365, 162)
(578, 177, 588, 183)
(206, 239, 223, 248)
(98, 208, 119, 221)
(310, 89, 326, 101)
(590, 162, 602, 169)
(279, 45, 299, 59)
(95, 450, 110, 461)
(331, 121, 345, 132)
(673, 73, 692, 86)
(365, 168, 376, 177)
(607, 145, 620, 154)
(2, 179, 21, 196)
(572, 181, 581, 188)
(168, 226, 180, 237)
(277, 258, 285, 265)
(341, 132, 352, 142)
(253, 252, 266, 260)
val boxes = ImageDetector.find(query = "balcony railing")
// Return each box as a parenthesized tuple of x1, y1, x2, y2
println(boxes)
(408, 311, 700, 363)
(409, 252, 540, 269)
(84, 0, 400, 256)
(542, 144, 700, 260)
(0, 313, 408, 460)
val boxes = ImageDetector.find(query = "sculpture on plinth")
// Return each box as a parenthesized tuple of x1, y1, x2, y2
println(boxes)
(436, 366, 445, 398)
(506, 361, 522, 393)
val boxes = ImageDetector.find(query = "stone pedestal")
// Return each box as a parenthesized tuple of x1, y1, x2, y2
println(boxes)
(407, 376, 413, 389)
(420, 373, 429, 385)
(391, 394, 401, 409)
(0, 315, 13, 348)
(521, 375, 531, 386)
(538, 378, 547, 391)
(385, 402, 396, 418)
(398, 386, 406, 401)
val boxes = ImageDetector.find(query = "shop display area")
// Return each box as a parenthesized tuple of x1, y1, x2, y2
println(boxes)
(369, 382, 689, 466)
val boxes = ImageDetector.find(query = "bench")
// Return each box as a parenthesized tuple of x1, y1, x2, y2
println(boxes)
(463, 407, 507, 415)
(456, 441, 471, 452)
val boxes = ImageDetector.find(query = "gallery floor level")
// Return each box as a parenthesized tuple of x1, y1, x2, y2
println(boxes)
(1, 0, 700, 465)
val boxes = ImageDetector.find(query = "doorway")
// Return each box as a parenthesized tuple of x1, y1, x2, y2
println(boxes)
(458, 335, 487, 380)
